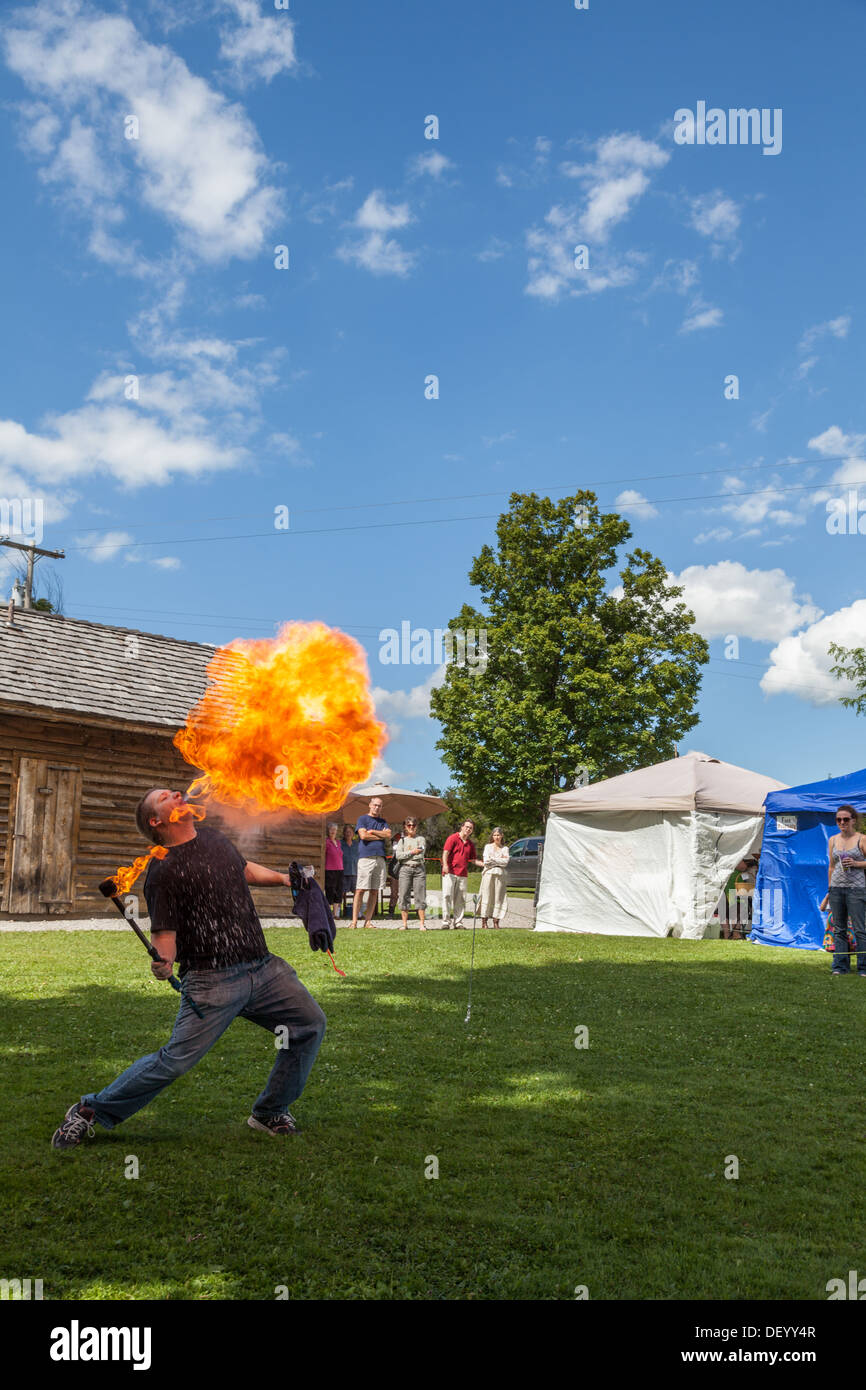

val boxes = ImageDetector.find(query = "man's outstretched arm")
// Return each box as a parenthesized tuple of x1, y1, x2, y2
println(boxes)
(245, 861, 292, 887)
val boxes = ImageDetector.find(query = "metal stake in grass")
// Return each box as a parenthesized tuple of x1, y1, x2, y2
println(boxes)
(464, 892, 479, 1024)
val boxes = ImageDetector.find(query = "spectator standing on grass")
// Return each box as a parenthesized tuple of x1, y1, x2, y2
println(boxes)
(442, 819, 483, 929)
(396, 816, 427, 931)
(480, 827, 509, 929)
(341, 825, 359, 911)
(819, 804, 866, 976)
(324, 823, 344, 917)
(350, 795, 391, 929)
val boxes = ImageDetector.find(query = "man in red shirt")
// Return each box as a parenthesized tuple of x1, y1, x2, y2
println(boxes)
(441, 819, 483, 929)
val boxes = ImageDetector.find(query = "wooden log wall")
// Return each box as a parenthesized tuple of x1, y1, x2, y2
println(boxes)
(0, 709, 326, 920)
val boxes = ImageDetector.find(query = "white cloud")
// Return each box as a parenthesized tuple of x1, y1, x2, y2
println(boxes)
(616, 489, 658, 519)
(409, 151, 454, 180)
(648, 258, 724, 333)
(693, 527, 733, 544)
(525, 131, 667, 301)
(268, 432, 312, 468)
(671, 561, 822, 642)
(367, 757, 402, 785)
(808, 425, 865, 461)
(752, 407, 773, 433)
(476, 237, 509, 263)
(709, 471, 809, 532)
(0, 401, 243, 492)
(762, 601, 866, 705)
(807, 425, 866, 495)
(680, 298, 724, 333)
(560, 133, 668, 238)
(687, 192, 741, 256)
(337, 233, 415, 277)
(218, 0, 297, 84)
(16, 100, 60, 156)
(3, 0, 282, 265)
(354, 191, 412, 232)
(526, 204, 646, 300)
(75, 530, 181, 569)
(74, 530, 132, 562)
(301, 177, 354, 224)
(337, 191, 416, 277)
(0, 305, 272, 493)
(372, 666, 446, 720)
(799, 315, 851, 353)
(651, 258, 700, 295)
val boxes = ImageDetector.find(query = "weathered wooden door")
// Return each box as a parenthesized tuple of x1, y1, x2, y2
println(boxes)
(6, 758, 82, 914)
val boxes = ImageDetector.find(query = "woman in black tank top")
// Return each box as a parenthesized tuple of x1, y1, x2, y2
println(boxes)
(819, 804, 866, 975)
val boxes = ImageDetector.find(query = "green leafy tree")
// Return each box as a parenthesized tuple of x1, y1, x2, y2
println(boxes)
(828, 642, 866, 713)
(429, 491, 709, 828)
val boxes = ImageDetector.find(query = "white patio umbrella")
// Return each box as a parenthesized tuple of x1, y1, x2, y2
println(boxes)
(339, 783, 448, 824)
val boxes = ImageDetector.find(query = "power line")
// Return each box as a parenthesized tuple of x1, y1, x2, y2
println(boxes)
(61, 471, 866, 556)
(57, 599, 848, 702)
(704, 659, 845, 700)
(64, 453, 859, 540)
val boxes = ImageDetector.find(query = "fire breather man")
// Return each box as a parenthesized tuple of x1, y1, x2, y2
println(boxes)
(51, 789, 327, 1149)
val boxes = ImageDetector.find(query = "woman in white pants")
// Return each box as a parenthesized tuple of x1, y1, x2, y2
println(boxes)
(480, 828, 510, 928)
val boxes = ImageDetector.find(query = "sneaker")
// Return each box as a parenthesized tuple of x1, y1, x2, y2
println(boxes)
(832, 969, 846, 975)
(51, 1102, 97, 1151)
(248, 1111, 301, 1137)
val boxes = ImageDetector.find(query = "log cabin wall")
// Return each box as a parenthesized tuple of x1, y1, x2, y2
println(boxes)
(0, 707, 326, 920)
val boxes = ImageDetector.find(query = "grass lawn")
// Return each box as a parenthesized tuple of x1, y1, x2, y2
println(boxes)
(0, 928, 859, 1300)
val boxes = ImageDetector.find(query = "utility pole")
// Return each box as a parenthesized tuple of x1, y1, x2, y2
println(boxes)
(0, 538, 65, 608)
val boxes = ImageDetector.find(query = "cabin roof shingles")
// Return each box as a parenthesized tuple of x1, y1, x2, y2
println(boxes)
(0, 609, 215, 729)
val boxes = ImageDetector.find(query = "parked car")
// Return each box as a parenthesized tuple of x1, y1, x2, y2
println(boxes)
(507, 836, 545, 888)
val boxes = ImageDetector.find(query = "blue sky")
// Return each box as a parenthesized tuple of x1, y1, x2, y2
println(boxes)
(1, 0, 865, 800)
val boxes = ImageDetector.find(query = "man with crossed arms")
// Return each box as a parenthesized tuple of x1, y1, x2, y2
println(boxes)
(349, 794, 392, 928)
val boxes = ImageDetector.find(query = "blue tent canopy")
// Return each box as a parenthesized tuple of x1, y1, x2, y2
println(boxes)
(751, 768, 866, 950)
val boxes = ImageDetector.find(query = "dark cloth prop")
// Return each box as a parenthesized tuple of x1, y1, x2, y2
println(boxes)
(288, 862, 337, 954)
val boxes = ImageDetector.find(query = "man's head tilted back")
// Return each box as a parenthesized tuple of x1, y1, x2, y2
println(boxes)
(135, 789, 164, 845)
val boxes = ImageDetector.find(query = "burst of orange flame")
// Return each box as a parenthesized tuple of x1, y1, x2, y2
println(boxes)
(112, 845, 169, 895)
(174, 621, 386, 816)
(169, 803, 207, 824)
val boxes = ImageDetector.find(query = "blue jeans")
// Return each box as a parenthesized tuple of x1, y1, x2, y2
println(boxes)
(83, 954, 325, 1128)
(828, 888, 866, 974)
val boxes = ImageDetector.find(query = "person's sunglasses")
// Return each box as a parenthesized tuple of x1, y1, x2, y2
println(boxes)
(837, 816, 852, 823)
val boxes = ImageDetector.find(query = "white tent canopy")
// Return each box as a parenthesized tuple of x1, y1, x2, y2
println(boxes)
(535, 751, 787, 940)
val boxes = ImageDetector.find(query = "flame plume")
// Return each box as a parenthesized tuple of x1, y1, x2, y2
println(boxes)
(112, 845, 169, 896)
(169, 803, 207, 824)
(175, 621, 385, 816)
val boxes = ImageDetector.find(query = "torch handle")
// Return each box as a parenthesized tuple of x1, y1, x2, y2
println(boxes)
(109, 894, 204, 1017)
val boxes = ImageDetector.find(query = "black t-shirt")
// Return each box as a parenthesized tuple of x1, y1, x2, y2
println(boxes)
(143, 826, 268, 975)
